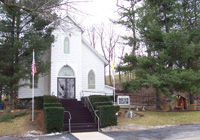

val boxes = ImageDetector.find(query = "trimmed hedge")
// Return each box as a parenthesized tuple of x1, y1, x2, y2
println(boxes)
(18, 96, 44, 110)
(89, 95, 110, 104)
(35, 96, 44, 110)
(43, 103, 62, 108)
(99, 105, 120, 128)
(44, 107, 64, 133)
(93, 102, 113, 109)
(44, 95, 60, 103)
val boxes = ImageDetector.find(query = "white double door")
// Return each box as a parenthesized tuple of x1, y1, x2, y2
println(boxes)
(58, 78, 75, 99)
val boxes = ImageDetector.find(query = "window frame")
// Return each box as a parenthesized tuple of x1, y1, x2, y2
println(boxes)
(58, 65, 75, 77)
(88, 70, 95, 89)
(64, 36, 70, 54)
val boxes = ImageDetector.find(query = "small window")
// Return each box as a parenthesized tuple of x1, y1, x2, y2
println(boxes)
(58, 65, 74, 77)
(64, 37, 69, 54)
(88, 70, 95, 89)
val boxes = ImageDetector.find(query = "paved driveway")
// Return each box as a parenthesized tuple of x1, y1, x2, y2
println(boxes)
(103, 124, 200, 140)
(0, 124, 200, 140)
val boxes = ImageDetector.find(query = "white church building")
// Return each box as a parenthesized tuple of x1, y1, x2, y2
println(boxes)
(18, 15, 114, 100)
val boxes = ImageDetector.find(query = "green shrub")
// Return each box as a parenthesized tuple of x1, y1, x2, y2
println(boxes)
(35, 96, 44, 110)
(18, 96, 44, 110)
(89, 95, 110, 104)
(44, 103, 62, 108)
(44, 107, 64, 133)
(93, 102, 113, 109)
(99, 105, 120, 128)
(44, 95, 60, 103)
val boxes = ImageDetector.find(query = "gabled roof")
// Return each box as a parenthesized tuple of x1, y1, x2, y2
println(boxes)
(82, 38, 108, 65)
(61, 14, 84, 33)
(172, 94, 187, 99)
(60, 14, 108, 65)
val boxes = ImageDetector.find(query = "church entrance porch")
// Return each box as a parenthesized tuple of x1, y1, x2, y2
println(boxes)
(57, 78, 75, 99)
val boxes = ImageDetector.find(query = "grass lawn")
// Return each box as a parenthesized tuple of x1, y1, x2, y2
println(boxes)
(0, 110, 45, 136)
(118, 110, 200, 126)
(0, 110, 27, 122)
(0, 114, 34, 136)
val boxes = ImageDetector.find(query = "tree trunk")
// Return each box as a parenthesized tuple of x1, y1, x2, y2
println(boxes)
(109, 62, 112, 85)
(119, 71, 121, 84)
(190, 93, 194, 104)
(10, 91, 18, 109)
(156, 91, 161, 110)
(10, 92, 14, 109)
(130, 2, 137, 55)
(0, 88, 2, 102)
(169, 89, 174, 95)
(10, 10, 16, 109)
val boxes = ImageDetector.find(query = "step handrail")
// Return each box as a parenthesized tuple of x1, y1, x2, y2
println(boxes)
(86, 97, 100, 131)
(65, 111, 71, 133)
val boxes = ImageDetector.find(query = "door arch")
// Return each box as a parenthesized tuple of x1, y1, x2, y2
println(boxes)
(57, 65, 75, 99)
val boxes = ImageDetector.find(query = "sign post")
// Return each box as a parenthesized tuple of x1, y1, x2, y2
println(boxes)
(117, 96, 130, 105)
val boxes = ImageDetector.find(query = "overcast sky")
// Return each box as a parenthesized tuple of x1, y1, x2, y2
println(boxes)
(64, 0, 134, 74)
(77, 0, 119, 26)
(73, 0, 133, 68)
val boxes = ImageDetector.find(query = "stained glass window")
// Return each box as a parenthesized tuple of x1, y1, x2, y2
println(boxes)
(88, 70, 95, 89)
(64, 37, 69, 54)
(58, 65, 74, 77)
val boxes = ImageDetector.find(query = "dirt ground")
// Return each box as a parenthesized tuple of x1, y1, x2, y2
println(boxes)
(0, 110, 45, 136)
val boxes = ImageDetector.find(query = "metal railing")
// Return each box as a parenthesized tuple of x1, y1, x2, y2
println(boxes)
(80, 90, 112, 99)
(65, 111, 71, 133)
(86, 97, 100, 131)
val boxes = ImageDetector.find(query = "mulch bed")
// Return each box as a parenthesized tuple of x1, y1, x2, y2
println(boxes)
(27, 110, 46, 133)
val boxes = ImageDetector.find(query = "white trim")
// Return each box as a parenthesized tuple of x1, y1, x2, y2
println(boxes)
(57, 76, 76, 78)
(58, 65, 75, 77)
(105, 85, 115, 90)
(82, 90, 105, 93)
(82, 38, 108, 65)
(62, 14, 84, 33)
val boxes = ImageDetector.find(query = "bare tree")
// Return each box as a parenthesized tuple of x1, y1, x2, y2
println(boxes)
(86, 25, 97, 49)
(86, 24, 121, 85)
(118, 45, 125, 84)
(98, 24, 120, 85)
(0, 0, 88, 21)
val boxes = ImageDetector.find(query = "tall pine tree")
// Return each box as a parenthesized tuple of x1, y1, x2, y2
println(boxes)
(0, 1, 55, 108)
(117, 0, 200, 109)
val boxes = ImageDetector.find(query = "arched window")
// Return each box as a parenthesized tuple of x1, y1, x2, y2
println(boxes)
(64, 37, 69, 54)
(88, 70, 95, 89)
(58, 65, 74, 77)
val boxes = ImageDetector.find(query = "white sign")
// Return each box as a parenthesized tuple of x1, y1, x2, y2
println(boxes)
(118, 96, 130, 105)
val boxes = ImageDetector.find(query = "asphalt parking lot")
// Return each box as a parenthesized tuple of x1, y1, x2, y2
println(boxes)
(0, 124, 200, 140)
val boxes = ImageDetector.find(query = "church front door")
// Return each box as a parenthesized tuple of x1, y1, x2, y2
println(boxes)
(57, 78, 75, 99)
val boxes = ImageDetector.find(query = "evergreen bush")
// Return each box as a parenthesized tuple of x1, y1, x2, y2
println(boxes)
(43, 103, 62, 108)
(44, 95, 60, 103)
(35, 96, 44, 110)
(44, 107, 64, 133)
(89, 95, 110, 104)
(93, 102, 113, 109)
(99, 105, 120, 128)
